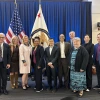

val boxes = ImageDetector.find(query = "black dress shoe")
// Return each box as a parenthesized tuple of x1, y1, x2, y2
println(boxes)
(52, 89, 57, 93)
(98, 91, 100, 94)
(3, 90, 8, 95)
(47, 87, 52, 92)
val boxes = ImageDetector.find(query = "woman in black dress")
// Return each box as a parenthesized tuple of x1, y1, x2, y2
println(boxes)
(83, 34, 94, 91)
(10, 36, 19, 89)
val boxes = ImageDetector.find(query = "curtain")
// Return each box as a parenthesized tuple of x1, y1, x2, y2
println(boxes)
(0, 1, 92, 43)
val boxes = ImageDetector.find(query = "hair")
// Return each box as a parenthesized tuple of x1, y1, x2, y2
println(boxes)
(0, 33, 5, 37)
(32, 36, 40, 43)
(84, 34, 91, 38)
(73, 37, 81, 41)
(59, 34, 65, 38)
(11, 35, 19, 45)
(22, 35, 28, 44)
(97, 33, 100, 36)
(69, 31, 75, 35)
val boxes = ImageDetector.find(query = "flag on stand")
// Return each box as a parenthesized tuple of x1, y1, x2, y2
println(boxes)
(5, 7, 25, 44)
(31, 4, 49, 48)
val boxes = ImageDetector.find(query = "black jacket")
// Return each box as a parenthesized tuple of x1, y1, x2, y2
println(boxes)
(45, 46, 59, 66)
(69, 46, 89, 72)
(31, 45, 44, 68)
(83, 42, 94, 65)
(3, 43, 11, 67)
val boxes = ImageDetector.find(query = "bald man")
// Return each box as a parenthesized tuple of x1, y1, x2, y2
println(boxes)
(56, 34, 71, 89)
(0, 33, 10, 95)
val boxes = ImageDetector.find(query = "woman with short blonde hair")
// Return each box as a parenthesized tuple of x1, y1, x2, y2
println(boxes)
(19, 35, 32, 90)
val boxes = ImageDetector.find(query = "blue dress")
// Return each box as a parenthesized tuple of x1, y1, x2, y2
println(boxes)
(70, 49, 87, 91)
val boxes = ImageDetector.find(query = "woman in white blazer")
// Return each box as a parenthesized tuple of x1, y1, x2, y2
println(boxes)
(19, 35, 32, 90)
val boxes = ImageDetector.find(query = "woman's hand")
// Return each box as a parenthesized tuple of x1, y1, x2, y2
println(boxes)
(80, 69, 84, 72)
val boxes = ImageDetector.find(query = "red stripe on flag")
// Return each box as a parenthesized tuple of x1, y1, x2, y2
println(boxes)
(5, 37, 10, 44)
(19, 33, 23, 39)
(8, 30, 13, 38)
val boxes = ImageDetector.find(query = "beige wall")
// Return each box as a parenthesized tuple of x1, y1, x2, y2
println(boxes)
(88, 0, 100, 44)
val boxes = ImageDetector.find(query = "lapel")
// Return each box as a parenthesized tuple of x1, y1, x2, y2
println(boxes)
(3, 43, 5, 58)
(47, 47, 50, 56)
(64, 42, 66, 53)
(51, 46, 55, 56)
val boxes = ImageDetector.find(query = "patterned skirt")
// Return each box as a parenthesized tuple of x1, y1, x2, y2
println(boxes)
(70, 66, 87, 91)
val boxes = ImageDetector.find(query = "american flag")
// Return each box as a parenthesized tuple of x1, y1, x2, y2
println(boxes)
(5, 7, 25, 44)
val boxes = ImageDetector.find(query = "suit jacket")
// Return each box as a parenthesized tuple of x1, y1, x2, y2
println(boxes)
(55, 42, 71, 59)
(83, 42, 94, 65)
(2, 43, 11, 67)
(69, 46, 89, 72)
(93, 43, 100, 65)
(67, 40, 74, 51)
(45, 46, 59, 66)
(31, 45, 44, 68)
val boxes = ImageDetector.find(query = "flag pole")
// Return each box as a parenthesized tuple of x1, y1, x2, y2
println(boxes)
(14, 0, 17, 8)
(39, 0, 41, 8)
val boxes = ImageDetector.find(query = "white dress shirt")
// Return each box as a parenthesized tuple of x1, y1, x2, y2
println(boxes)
(49, 46, 53, 55)
(0, 43, 3, 57)
(60, 42, 65, 58)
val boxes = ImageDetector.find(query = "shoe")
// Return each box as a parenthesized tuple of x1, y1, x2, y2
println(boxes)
(52, 89, 57, 93)
(93, 85, 100, 90)
(58, 84, 63, 88)
(3, 90, 8, 95)
(98, 91, 100, 94)
(78, 91, 83, 98)
(73, 90, 77, 93)
(22, 86, 27, 90)
(47, 87, 52, 92)
(25, 84, 30, 88)
(34, 86, 36, 90)
(86, 89, 90, 92)
(36, 88, 43, 93)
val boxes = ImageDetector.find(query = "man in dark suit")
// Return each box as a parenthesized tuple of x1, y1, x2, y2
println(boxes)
(45, 38, 59, 93)
(0, 33, 10, 95)
(56, 34, 71, 89)
(93, 33, 100, 92)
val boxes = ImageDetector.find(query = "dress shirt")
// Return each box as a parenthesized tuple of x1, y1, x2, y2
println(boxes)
(60, 42, 65, 58)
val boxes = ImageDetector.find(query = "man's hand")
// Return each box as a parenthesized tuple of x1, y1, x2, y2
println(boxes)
(48, 62, 52, 66)
(6, 64, 10, 69)
(38, 66, 41, 69)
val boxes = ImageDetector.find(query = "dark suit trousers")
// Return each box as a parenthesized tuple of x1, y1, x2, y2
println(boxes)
(86, 63, 92, 89)
(58, 58, 69, 87)
(95, 61, 100, 87)
(34, 64, 42, 91)
(0, 62, 7, 90)
(46, 65, 57, 89)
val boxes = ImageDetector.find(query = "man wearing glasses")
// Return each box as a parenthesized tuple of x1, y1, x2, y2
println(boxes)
(0, 33, 10, 95)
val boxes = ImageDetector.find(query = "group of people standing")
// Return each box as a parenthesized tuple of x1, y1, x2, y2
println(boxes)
(0, 31, 100, 97)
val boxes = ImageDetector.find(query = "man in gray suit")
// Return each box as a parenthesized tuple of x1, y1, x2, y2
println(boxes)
(56, 34, 71, 89)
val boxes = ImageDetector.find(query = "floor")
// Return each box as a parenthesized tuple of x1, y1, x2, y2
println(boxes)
(0, 75, 100, 100)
